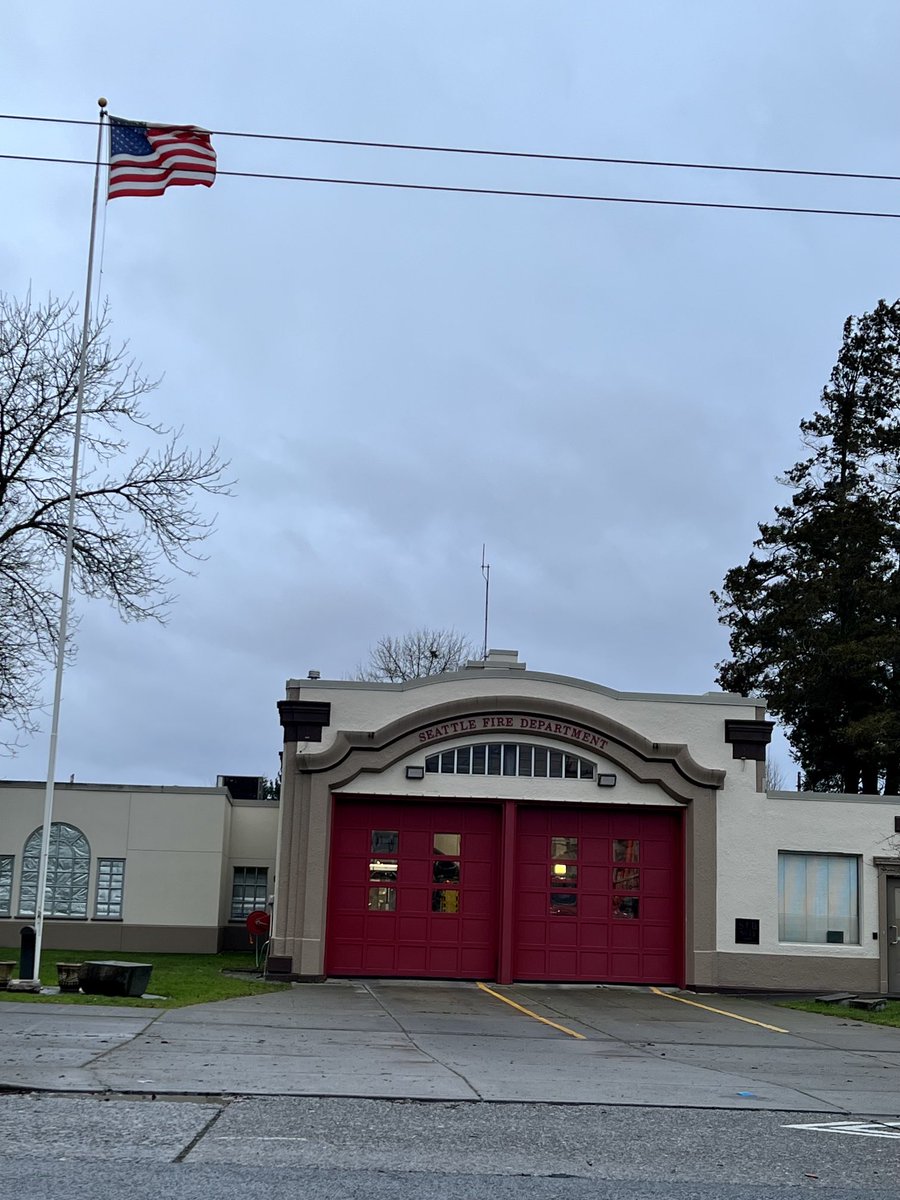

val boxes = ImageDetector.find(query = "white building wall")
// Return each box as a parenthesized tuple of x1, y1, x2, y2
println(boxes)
(716, 789, 899, 961)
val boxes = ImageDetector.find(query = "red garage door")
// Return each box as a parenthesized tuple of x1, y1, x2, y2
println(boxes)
(513, 807, 681, 984)
(326, 799, 500, 978)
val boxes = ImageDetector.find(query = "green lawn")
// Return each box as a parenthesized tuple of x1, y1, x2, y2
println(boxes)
(780, 998, 900, 1029)
(0, 948, 287, 1009)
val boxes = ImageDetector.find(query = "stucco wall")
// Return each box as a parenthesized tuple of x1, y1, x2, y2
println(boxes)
(715, 788, 900, 984)
(339, 747, 682, 807)
(288, 667, 757, 783)
(0, 782, 232, 937)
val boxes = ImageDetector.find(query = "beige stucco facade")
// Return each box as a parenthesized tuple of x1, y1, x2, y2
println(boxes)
(0, 781, 278, 953)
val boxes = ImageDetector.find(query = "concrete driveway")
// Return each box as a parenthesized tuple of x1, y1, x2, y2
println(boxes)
(1, 981, 898, 1115)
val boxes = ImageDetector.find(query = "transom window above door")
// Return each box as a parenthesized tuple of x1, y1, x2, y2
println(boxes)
(425, 742, 595, 780)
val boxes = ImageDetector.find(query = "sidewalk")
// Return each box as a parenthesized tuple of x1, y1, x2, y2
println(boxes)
(1, 981, 898, 1115)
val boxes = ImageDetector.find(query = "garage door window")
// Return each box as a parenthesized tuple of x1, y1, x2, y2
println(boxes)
(432, 832, 461, 912)
(369, 830, 399, 910)
(550, 835, 579, 915)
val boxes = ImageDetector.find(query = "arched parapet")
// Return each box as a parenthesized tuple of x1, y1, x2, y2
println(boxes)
(296, 693, 724, 805)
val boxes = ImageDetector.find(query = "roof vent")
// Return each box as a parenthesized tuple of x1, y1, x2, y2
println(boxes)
(307, 670, 321, 680)
(466, 648, 526, 670)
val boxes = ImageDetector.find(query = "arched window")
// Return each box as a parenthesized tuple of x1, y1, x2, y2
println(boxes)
(425, 742, 595, 780)
(19, 823, 91, 918)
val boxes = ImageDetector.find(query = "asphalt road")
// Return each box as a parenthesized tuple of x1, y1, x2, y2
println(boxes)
(1, 1094, 899, 1198)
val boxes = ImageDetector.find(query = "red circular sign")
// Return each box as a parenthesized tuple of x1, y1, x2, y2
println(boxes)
(246, 909, 271, 936)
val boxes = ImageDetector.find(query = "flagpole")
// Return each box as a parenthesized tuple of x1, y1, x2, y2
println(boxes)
(30, 98, 108, 988)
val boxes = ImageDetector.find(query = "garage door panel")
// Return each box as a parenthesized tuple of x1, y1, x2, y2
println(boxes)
(398, 916, 428, 940)
(513, 806, 680, 984)
(326, 798, 500, 979)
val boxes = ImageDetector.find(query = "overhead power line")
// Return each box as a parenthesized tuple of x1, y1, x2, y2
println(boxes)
(3, 152, 900, 220)
(2, 110, 900, 185)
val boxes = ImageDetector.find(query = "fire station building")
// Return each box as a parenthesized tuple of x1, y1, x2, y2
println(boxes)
(269, 650, 900, 995)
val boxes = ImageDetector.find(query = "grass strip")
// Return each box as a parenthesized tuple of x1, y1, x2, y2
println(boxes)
(780, 998, 900, 1029)
(0, 948, 286, 1009)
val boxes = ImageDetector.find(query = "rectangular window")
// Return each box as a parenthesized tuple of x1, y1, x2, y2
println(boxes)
(0, 856, 12, 917)
(94, 858, 125, 919)
(778, 852, 859, 945)
(230, 866, 269, 920)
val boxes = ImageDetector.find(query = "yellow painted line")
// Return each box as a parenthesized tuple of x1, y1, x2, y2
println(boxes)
(650, 986, 789, 1033)
(476, 981, 586, 1039)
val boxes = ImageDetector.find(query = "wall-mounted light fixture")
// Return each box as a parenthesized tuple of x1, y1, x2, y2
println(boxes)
(405, 766, 425, 780)
(597, 773, 617, 788)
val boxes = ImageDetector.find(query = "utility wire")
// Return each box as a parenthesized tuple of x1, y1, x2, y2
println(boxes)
(2, 110, 900, 185)
(2, 152, 900, 220)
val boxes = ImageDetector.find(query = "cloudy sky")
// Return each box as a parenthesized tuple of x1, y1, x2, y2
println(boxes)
(2, 2, 898, 786)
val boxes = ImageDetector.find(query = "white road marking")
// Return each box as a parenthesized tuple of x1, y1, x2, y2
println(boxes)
(783, 1120, 900, 1139)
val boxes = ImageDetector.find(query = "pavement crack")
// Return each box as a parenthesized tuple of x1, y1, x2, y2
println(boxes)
(360, 983, 484, 1101)
(172, 1100, 229, 1163)
(84, 1011, 167, 1067)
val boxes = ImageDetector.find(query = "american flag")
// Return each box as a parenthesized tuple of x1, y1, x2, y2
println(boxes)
(108, 116, 216, 200)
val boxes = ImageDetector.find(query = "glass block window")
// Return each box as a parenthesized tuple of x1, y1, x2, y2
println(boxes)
(230, 867, 269, 920)
(425, 742, 595, 780)
(778, 852, 860, 945)
(0, 855, 12, 916)
(19, 823, 90, 918)
(94, 859, 125, 919)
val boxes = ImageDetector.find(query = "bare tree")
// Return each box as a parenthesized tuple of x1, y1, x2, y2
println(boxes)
(763, 758, 786, 792)
(356, 628, 478, 682)
(0, 293, 231, 748)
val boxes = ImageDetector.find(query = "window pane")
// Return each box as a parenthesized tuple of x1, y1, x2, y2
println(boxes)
(502, 744, 518, 775)
(455, 747, 471, 775)
(472, 745, 486, 774)
(95, 858, 126, 919)
(368, 887, 396, 912)
(579, 762, 594, 780)
(487, 745, 502, 775)
(778, 852, 859, 944)
(550, 892, 577, 915)
(564, 755, 579, 779)
(440, 750, 455, 773)
(19, 823, 89, 918)
(518, 745, 533, 776)
(612, 868, 640, 890)
(0, 856, 12, 917)
(432, 889, 460, 913)
(613, 840, 639, 862)
(549, 751, 563, 778)
(550, 837, 578, 860)
(230, 866, 268, 919)
(371, 830, 399, 854)
(433, 833, 461, 856)
(370, 859, 398, 882)
(425, 755, 439, 774)
(550, 864, 577, 888)
(433, 860, 460, 884)
(533, 747, 548, 777)
(613, 897, 640, 919)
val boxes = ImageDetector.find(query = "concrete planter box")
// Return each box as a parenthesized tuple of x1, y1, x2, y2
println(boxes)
(56, 962, 83, 993)
(0, 962, 14, 991)
(78, 960, 153, 998)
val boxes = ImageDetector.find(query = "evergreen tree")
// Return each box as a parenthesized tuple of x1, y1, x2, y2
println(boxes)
(713, 300, 900, 794)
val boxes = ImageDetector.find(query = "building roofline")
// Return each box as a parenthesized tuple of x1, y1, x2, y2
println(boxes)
(286, 668, 760, 708)
(0, 780, 231, 797)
